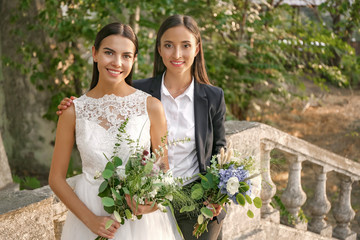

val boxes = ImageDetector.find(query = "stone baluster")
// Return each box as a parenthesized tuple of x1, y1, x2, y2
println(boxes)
(307, 165, 332, 237)
(280, 155, 307, 230)
(260, 142, 280, 223)
(332, 174, 356, 240)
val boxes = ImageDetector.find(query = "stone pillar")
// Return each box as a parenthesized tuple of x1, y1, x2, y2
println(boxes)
(280, 155, 307, 230)
(0, 131, 13, 189)
(332, 174, 357, 240)
(260, 142, 280, 223)
(307, 165, 332, 237)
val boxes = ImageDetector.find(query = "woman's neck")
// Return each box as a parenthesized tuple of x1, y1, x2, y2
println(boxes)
(89, 80, 133, 98)
(163, 71, 192, 89)
(163, 71, 193, 98)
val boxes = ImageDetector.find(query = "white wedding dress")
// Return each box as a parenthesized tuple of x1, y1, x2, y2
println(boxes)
(61, 90, 182, 240)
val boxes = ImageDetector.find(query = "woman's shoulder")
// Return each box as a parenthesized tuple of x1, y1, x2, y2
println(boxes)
(198, 82, 224, 96)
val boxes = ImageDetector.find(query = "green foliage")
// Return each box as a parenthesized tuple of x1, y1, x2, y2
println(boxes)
(271, 195, 308, 225)
(7, 0, 360, 122)
(13, 175, 41, 190)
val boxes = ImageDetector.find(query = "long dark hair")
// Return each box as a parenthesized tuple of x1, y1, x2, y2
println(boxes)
(90, 22, 138, 89)
(153, 15, 210, 85)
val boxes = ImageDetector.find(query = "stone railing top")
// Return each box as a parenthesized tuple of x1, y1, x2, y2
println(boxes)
(225, 120, 360, 181)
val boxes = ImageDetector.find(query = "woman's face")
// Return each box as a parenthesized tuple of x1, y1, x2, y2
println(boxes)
(158, 26, 199, 76)
(92, 34, 136, 85)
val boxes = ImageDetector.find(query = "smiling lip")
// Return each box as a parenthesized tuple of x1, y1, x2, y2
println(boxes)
(170, 61, 184, 67)
(107, 68, 123, 76)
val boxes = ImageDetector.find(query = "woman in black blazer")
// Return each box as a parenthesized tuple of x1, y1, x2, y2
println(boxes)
(133, 15, 226, 240)
(57, 15, 226, 240)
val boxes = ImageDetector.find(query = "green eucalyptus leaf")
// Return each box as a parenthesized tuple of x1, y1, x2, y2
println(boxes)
(105, 162, 115, 171)
(253, 197, 262, 208)
(247, 210, 254, 218)
(201, 207, 213, 219)
(191, 184, 204, 200)
(113, 156, 123, 167)
(122, 187, 130, 195)
(197, 214, 204, 224)
(102, 197, 115, 207)
(113, 210, 121, 222)
(245, 195, 252, 204)
(143, 161, 153, 175)
(180, 205, 195, 213)
(125, 209, 132, 219)
(111, 188, 121, 200)
(98, 181, 108, 193)
(102, 169, 114, 179)
(236, 194, 246, 206)
(105, 219, 114, 229)
(239, 182, 250, 193)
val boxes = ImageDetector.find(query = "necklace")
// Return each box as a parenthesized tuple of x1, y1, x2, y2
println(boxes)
(165, 81, 192, 97)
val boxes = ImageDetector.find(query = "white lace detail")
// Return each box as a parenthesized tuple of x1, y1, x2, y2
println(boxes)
(75, 91, 149, 135)
(73, 90, 151, 183)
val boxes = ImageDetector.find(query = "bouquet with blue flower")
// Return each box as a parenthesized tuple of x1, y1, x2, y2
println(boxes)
(180, 141, 262, 238)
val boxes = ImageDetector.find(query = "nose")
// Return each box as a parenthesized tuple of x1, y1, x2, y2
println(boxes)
(173, 46, 181, 59)
(112, 55, 122, 67)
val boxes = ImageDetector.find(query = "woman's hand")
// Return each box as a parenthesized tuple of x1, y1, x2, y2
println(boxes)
(88, 215, 120, 239)
(203, 200, 223, 219)
(56, 96, 76, 116)
(125, 194, 158, 215)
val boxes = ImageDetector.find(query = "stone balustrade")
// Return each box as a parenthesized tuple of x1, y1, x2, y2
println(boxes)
(1, 120, 359, 240)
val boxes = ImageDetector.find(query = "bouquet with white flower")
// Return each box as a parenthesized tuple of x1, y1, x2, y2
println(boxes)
(94, 119, 192, 240)
(180, 141, 262, 238)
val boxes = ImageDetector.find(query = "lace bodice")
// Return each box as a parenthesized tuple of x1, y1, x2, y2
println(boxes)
(74, 90, 151, 183)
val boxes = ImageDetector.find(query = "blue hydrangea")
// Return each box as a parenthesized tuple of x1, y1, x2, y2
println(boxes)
(218, 164, 252, 204)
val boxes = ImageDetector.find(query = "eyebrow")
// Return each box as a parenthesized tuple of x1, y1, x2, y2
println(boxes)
(163, 40, 192, 43)
(103, 47, 134, 55)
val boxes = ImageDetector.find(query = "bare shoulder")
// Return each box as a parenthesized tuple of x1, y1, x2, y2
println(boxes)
(59, 103, 76, 123)
(146, 96, 164, 115)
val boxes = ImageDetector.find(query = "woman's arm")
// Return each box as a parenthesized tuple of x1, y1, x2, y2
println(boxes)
(125, 96, 168, 215)
(48, 105, 119, 238)
(212, 89, 226, 156)
(147, 96, 169, 171)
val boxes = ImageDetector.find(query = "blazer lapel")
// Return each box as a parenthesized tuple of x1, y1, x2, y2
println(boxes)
(149, 75, 162, 100)
(194, 81, 208, 173)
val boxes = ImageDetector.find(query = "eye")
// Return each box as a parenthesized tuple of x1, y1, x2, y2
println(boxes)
(123, 55, 132, 59)
(164, 43, 172, 48)
(105, 51, 113, 55)
(183, 44, 191, 48)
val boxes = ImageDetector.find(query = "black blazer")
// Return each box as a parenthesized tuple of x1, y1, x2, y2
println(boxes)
(132, 75, 226, 173)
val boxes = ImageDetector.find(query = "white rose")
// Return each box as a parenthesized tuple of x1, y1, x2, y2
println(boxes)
(226, 177, 240, 196)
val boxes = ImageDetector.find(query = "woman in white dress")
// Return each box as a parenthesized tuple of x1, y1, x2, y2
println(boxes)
(49, 22, 181, 240)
